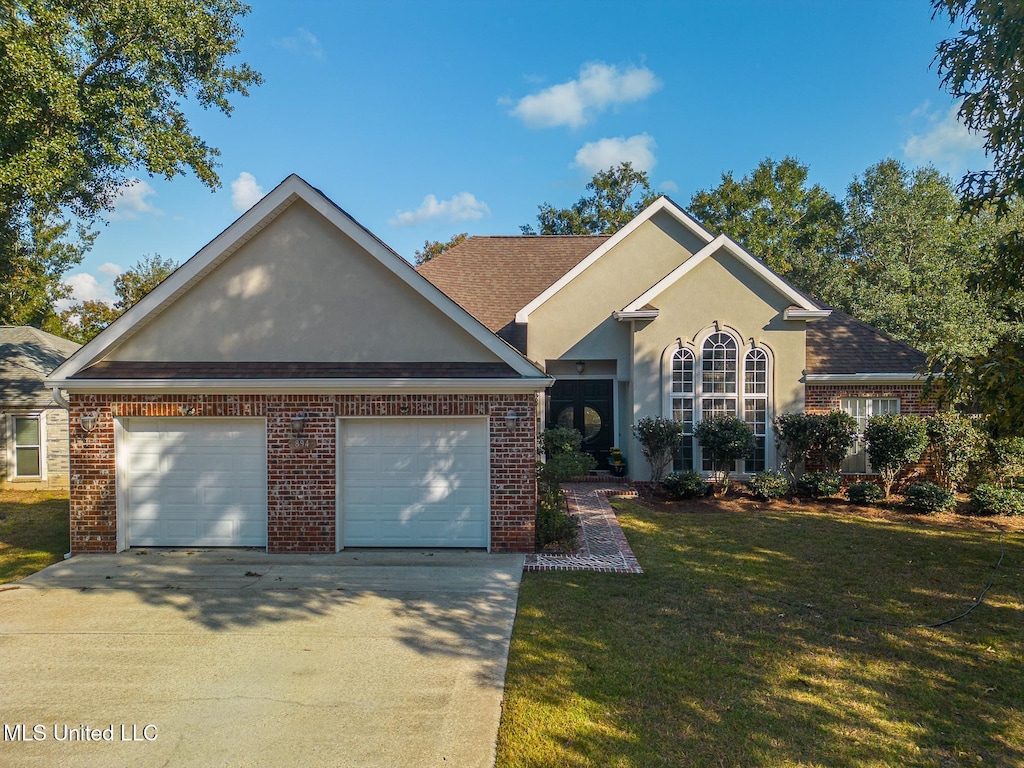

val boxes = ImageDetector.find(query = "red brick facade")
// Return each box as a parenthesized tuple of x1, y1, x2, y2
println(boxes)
(805, 383, 937, 484)
(68, 392, 537, 554)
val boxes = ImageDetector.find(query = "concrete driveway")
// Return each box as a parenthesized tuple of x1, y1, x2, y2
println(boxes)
(0, 548, 524, 767)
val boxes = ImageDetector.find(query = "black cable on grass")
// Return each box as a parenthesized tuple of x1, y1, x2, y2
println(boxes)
(761, 532, 1007, 630)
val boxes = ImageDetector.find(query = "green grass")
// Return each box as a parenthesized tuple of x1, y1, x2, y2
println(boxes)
(0, 489, 70, 584)
(497, 497, 1024, 767)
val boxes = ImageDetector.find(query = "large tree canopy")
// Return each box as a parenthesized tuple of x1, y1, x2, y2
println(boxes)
(0, 0, 261, 326)
(688, 156, 846, 305)
(522, 162, 658, 235)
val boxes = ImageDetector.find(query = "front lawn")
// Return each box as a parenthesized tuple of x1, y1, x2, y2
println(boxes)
(497, 495, 1024, 767)
(0, 489, 70, 584)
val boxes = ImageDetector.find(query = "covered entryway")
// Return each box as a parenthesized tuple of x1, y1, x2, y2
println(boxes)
(120, 418, 268, 548)
(339, 417, 490, 548)
(548, 379, 614, 468)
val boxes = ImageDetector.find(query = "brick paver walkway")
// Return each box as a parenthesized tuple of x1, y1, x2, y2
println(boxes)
(524, 483, 643, 573)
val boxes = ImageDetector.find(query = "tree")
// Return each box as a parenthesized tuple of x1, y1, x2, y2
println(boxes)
(843, 160, 995, 359)
(632, 416, 684, 485)
(933, 0, 1024, 216)
(931, 0, 1024, 433)
(926, 411, 984, 492)
(688, 157, 847, 303)
(522, 162, 658, 235)
(864, 414, 929, 499)
(0, 0, 261, 323)
(694, 415, 757, 492)
(414, 233, 468, 266)
(60, 254, 178, 343)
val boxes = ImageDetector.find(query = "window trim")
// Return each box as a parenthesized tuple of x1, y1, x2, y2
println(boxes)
(7, 411, 47, 482)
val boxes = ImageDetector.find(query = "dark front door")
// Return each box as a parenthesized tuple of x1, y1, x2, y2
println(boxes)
(548, 379, 614, 469)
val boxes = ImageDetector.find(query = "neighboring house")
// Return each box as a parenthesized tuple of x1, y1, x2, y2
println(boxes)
(419, 196, 935, 478)
(47, 176, 549, 555)
(1, 326, 80, 489)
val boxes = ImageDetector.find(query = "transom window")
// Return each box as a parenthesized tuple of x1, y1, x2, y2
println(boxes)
(840, 397, 900, 474)
(671, 333, 770, 474)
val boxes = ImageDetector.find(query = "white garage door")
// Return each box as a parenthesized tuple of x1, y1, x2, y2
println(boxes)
(340, 418, 489, 548)
(122, 419, 267, 547)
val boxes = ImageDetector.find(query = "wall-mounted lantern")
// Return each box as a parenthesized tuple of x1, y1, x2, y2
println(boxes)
(79, 412, 99, 433)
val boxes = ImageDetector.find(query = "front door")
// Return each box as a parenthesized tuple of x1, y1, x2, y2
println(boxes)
(548, 379, 614, 469)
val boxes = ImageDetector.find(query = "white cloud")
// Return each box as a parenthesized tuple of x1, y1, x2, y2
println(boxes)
(573, 134, 657, 174)
(56, 271, 116, 311)
(108, 179, 161, 220)
(510, 62, 660, 129)
(98, 262, 123, 277)
(274, 28, 324, 59)
(231, 172, 264, 212)
(389, 193, 491, 228)
(903, 101, 986, 171)
(659, 180, 679, 194)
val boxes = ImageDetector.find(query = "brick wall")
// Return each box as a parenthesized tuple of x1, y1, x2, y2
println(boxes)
(805, 383, 937, 484)
(68, 392, 537, 554)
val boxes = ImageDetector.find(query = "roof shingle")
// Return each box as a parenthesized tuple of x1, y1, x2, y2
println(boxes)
(805, 310, 929, 376)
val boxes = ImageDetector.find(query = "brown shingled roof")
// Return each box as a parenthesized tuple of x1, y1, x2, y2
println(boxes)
(417, 235, 607, 351)
(805, 310, 929, 376)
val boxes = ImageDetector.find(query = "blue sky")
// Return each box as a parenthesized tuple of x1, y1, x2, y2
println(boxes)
(66, 0, 987, 304)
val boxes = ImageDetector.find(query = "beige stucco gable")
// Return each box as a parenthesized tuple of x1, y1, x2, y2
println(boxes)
(107, 199, 503, 364)
(527, 209, 708, 372)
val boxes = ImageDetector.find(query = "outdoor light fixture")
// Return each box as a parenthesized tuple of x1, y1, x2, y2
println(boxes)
(290, 413, 308, 436)
(576, 360, 585, 375)
(79, 412, 98, 433)
(505, 410, 518, 431)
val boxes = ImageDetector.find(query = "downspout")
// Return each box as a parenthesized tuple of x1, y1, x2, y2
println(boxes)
(51, 386, 75, 560)
(51, 386, 70, 410)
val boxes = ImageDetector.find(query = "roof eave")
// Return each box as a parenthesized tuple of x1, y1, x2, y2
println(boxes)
(804, 372, 938, 384)
(45, 377, 553, 395)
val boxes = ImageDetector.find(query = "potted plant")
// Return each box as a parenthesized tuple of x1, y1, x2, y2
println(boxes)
(609, 446, 628, 477)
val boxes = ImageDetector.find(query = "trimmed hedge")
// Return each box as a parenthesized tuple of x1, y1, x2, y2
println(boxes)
(662, 470, 709, 500)
(847, 481, 884, 505)
(903, 482, 955, 513)
(747, 470, 790, 501)
(969, 483, 1024, 516)
(796, 471, 843, 499)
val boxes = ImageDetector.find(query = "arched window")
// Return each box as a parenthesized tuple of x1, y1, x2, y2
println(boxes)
(744, 348, 769, 471)
(670, 348, 694, 471)
(667, 331, 772, 474)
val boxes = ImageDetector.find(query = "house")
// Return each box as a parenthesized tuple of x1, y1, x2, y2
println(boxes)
(48, 177, 934, 556)
(46, 176, 550, 554)
(1, 326, 80, 489)
(418, 196, 934, 478)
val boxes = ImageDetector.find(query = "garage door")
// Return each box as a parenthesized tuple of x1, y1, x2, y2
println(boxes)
(340, 418, 489, 548)
(122, 419, 267, 547)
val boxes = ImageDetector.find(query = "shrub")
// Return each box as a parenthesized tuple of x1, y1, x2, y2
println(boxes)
(774, 413, 819, 480)
(662, 470, 708, 500)
(864, 414, 929, 498)
(795, 471, 842, 499)
(816, 411, 859, 472)
(774, 410, 858, 478)
(694, 415, 756, 490)
(747, 470, 790, 501)
(903, 481, 955, 513)
(535, 427, 595, 550)
(847, 481, 884, 505)
(926, 412, 984, 492)
(969, 483, 1024, 516)
(988, 435, 1024, 487)
(633, 416, 684, 485)
(535, 499, 580, 551)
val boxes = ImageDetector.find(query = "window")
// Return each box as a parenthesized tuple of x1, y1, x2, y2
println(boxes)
(671, 348, 694, 471)
(840, 397, 899, 474)
(11, 414, 43, 478)
(670, 333, 771, 474)
(744, 348, 769, 472)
